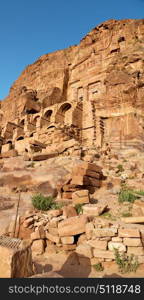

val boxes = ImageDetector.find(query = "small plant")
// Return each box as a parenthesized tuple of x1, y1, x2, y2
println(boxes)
(123, 159, 127, 162)
(75, 203, 83, 214)
(134, 190, 144, 196)
(32, 193, 62, 211)
(50, 202, 63, 210)
(117, 164, 124, 172)
(101, 212, 112, 218)
(118, 185, 144, 203)
(121, 212, 132, 218)
(93, 263, 104, 272)
(128, 175, 135, 180)
(114, 248, 139, 274)
(118, 186, 138, 203)
(101, 212, 116, 221)
(27, 161, 35, 168)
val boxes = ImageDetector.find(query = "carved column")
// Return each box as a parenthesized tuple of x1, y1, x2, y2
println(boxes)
(82, 86, 95, 146)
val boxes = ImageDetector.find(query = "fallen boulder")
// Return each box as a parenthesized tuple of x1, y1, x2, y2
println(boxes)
(58, 215, 88, 237)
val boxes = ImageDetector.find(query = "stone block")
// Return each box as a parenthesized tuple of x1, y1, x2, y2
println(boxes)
(57, 139, 77, 153)
(71, 175, 83, 185)
(76, 244, 93, 258)
(23, 217, 34, 228)
(83, 204, 107, 216)
(62, 206, 77, 218)
(72, 166, 101, 179)
(2, 149, 18, 158)
(62, 192, 73, 199)
(48, 227, 59, 236)
(32, 152, 58, 161)
(127, 247, 144, 256)
(93, 249, 115, 259)
(119, 228, 140, 238)
(87, 240, 107, 250)
(29, 140, 46, 148)
(47, 209, 63, 218)
(58, 215, 87, 237)
(0, 237, 33, 278)
(47, 220, 58, 228)
(45, 242, 58, 255)
(100, 237, 111, 242)
(1, 143, 12, 153)
(132, 200, 144, 216)
(83, 176, 101, 187)
(111, 237, 122, 242)
(31, 240, 45, 255)
(31, 226, 45, 240)
(71, 175, 100, 187)
(73, 162, 102, 173)
(108, 242, 126, 252)
(93, 228, 117, 238)
(34, 220, 47, 227)
(62, 244, 76, 251)
(137, 256, 144, 263)
(72, 190, 89, 204)
(121, 216, 144, 224)
(123, 238, 142, 247)
(104, 259, 113, 262)
(46, 232, 60, 244)
(61, 236, 74, 245)
(63, 184, 80, 192)
(24, 212, 35, 219)
(85, 222, 95, 239)
(77, 234, 87, 245)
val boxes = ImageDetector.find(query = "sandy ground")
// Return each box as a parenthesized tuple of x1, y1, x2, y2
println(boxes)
(32, 252, 144, 278)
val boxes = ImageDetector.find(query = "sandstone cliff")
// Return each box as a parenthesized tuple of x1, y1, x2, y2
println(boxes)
(0, 19, 144, 153)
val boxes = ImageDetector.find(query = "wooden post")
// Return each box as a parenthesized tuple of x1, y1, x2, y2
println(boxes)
(13, 193, 21, 238)
(120, 129, 122, 150)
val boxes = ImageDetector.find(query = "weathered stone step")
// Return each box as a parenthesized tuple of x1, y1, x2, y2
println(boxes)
(121, 216, 144, 224)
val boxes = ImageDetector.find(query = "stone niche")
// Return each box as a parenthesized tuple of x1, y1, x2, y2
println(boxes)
(78, 87, 83, 101)
(15, 139, 27, 155)
(0, 236, 33, 278)
(88, 81, 105, 101)
(1, 143, 12, 154)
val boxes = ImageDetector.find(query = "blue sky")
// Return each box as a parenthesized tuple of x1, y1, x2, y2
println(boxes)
(0, 0, 144, 99)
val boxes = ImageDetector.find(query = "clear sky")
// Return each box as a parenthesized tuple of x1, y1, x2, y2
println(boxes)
(0, 0, 144, 99)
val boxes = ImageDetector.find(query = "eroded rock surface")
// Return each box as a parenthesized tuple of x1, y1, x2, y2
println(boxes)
(0, 19, 144, 158)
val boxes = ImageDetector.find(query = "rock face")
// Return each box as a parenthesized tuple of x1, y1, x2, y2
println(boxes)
(0, 236, 33, 278)
(0, 19, 144, 157)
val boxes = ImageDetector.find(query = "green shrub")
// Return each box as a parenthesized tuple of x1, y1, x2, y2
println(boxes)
(123, 159, 127, 162)
(101, 212, 112, 218)
(121, 212, 132, 218)
(75, 203, 83, 214)
(50, 202, 63, 210)
(93, 263, 104, 272)
(128, 175, 135, 180)
(101, 212, 116, 221)
(114, 248, 139, 274)
(32, 193, 62, 211)
(27, 161, 35, 168)
(117, 164, 124, 172)
(118, 186, 138, 203)
(134, 190, 144, 196)
(118, 185, 144, 203)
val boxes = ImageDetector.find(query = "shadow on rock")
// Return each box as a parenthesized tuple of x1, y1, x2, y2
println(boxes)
(33, 262, 52, 274)
(57, 253, 91, 278)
